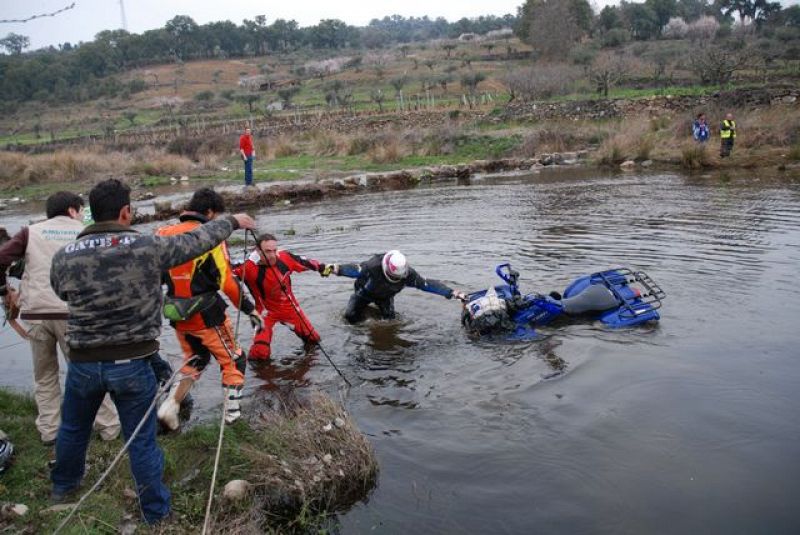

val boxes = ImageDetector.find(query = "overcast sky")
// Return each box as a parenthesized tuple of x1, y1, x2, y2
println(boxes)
(2, 0, 799, 50)
(0, 0, 523, 50)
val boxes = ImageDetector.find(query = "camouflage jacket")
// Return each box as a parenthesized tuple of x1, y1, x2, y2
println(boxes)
(50, 216, 240, 362)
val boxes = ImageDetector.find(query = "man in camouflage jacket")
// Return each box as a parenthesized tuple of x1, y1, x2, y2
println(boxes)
(49, 179, 256, 525)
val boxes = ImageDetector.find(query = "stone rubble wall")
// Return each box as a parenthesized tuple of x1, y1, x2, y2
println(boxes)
(499, 88, 799, 122)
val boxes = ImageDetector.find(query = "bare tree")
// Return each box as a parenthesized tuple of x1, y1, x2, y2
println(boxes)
(689, 44, 752, 89)
(589, 53, 629, 98)
(503, 64, 581, 102)
(370, 89, 386, 112)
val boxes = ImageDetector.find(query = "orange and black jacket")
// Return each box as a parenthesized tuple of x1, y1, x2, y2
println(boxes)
(157, 213, 254, 331)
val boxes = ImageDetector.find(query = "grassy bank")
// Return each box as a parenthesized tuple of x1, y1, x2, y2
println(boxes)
(1, 102, 799, 202)
(0, 388, 377, 533)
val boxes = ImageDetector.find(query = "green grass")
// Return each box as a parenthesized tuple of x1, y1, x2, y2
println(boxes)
(250, 134, 522, 177)
(0, 387, 376, 533)
(0, 388, 264, 533)
(0, 182, 75, 200)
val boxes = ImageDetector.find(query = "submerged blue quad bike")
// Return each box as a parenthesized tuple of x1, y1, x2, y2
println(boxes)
(462, 264, 666, 339)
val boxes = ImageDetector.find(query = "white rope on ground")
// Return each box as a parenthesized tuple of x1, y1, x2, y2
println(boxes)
(201, 228, 250, 534)
(53, 362, 188, 535)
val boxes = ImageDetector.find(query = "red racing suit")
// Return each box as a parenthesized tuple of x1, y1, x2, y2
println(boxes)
(233, 249, 324, 360)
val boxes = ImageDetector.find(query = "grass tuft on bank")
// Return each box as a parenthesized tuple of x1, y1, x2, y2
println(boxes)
(0, 388, 377, 533)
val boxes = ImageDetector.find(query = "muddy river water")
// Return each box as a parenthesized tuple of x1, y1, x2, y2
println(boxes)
(2, 168, 799, 533)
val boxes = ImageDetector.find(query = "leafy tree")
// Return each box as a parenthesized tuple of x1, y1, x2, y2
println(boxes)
(516, 0, 593, 43)
(442, 43, 457, 57)
(235, 93, 261, 114)
(720, 0, 781, 30)
(645, 0, 680, 31)
(598, 6, 624, 32)
(0, 33, 30, 55)
(516, 0, 593, 57)
(277, 86, 300, 107)
(621, 2, 662, 39)
(165, 15, 199, 59)
(460, 71, 486, 107)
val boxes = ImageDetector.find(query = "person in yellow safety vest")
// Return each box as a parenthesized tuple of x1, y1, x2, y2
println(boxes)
(720, 113, 736, 158)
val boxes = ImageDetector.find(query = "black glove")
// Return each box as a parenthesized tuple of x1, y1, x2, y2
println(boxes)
(248, 312, 264, 332)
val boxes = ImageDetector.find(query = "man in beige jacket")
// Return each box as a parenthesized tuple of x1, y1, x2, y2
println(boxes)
(0, 192, 120, 445)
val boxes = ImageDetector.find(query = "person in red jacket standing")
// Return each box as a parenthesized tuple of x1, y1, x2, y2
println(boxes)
(233, 233, 334, 361)
(239, 126, 255, 186)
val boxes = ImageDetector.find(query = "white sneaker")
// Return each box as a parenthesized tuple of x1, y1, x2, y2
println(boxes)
(224, 387, 242, 425)
(157, 398, 181, 431)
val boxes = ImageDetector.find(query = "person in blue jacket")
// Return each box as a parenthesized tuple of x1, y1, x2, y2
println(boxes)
(692, 112, 710, 143)
(329, 250, 466, 323)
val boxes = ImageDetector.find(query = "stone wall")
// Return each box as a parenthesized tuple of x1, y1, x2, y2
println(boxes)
(499, 87, 800, 122)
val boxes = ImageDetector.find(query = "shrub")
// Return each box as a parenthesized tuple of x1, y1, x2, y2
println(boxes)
(167, 137, 203, 160)
(271, 137, 299, 158)
(602, 29, 631, 48)
(128, 79, 147, 93)
(194, 90, 214, 101)
(199, 135, 232, 157)
(367, 137, 404, 164)
(681, 143, 711, 169)
(347, 135, 375, 155)
(310, 131, 347, 157)
(0, 152, 28, 184)
(636, 136, 655, 161)
(596, 140, 627, 166)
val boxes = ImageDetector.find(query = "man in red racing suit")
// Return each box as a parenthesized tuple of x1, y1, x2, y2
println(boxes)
(234, 233, 334, 360)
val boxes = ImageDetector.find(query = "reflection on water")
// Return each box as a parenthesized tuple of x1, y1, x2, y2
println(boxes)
(3, 169, 800, 533)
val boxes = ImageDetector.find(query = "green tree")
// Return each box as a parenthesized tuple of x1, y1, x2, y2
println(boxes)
(165, 15, 199, 59)
(516, 0, 593, 57)
(235, 93, 261, 114)
(721, 0, 781, 30)
(621, 2, 662, 39)
(0, 33, 30, 55)
(277, 86, 300, 107)
(645, 0, 680, 31)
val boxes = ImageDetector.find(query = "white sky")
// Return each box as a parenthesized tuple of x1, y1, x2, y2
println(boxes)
(2, 0, 798, 50)
(1, 0, 523, 50)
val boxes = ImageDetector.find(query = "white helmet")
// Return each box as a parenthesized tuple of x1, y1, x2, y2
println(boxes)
(382, 250, 408, 282)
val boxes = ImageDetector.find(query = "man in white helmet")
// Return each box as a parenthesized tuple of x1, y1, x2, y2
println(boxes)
(330, 250, 466, 323)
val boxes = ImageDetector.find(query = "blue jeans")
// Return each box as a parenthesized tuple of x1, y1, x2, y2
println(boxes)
(51, 356, 170, 524)
(244, 155, 254, 185)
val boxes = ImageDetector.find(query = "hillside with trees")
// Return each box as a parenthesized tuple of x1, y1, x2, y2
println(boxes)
(0, 0, 798, 196)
